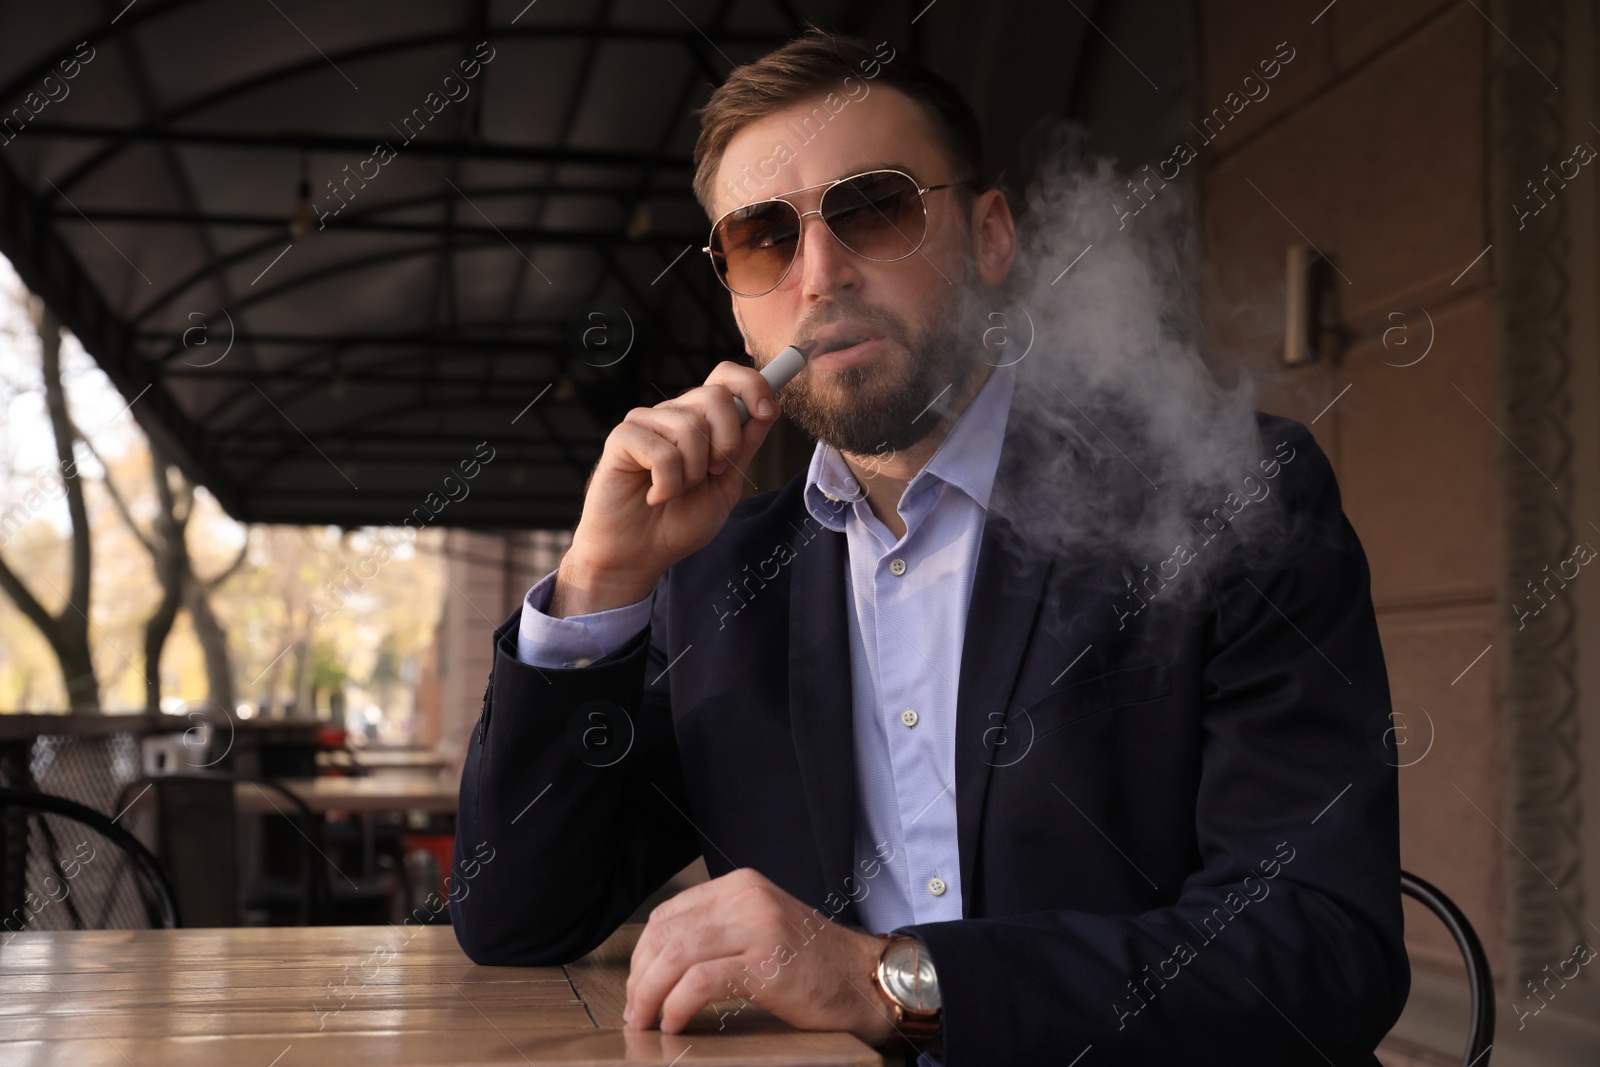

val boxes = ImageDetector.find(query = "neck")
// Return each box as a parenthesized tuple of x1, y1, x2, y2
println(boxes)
(838, 361, 995, 541)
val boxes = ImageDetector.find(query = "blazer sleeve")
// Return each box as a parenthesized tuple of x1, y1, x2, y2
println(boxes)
(450, 569, 702, 965)
(897, 421, 1410, 1066)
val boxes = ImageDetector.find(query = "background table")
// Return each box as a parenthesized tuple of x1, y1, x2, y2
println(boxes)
(0, 922, 882, 1065)
(233, 776, 460, 815)
(318, 751, 452, 777)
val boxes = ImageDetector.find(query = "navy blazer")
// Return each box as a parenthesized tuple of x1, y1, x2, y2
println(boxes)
(453, 412, 1410, 1065)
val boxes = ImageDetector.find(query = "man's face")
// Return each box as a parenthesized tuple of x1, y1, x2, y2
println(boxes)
(711, 86, 994, 456)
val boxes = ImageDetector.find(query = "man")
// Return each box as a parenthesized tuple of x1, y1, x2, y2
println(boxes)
(453, 27, 1409, 1066)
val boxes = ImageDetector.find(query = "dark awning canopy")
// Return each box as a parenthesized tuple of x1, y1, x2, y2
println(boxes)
(0, 0, 863, 529)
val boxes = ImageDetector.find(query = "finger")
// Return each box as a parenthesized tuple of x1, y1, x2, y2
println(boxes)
(626, 923, 747, 1032)
(611, 421, 684, 506)
(658, 957, 751, 1035)
(628, 877, 737, 1001)
(628, 870, 770, 1008)
(629, 395, 747, 495)
(703, 361, 779, 425)
(634, 401, 714, 488)
(695, 385, 779, 486)
(695, 385, 745, 476)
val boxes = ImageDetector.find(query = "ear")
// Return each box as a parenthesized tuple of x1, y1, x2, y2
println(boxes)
(972, 189, 1017, 287)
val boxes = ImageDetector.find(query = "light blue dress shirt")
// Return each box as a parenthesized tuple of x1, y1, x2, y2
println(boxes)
(516, 359, 1017, 944)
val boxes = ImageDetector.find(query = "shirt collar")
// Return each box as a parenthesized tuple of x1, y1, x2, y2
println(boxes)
(802, 359, 1017, 532)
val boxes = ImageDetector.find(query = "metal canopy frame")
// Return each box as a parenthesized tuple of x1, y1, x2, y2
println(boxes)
(0, 0, 869, 529)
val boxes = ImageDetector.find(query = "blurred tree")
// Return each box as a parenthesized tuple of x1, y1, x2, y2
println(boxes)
(0, 300, 98, 710)
(85, 436, 184, 713)
(185, 546, 247, 713)
(85, 433, 249, 713)
(312, 640, 348, 725)
(369, 632, 400, 717)
(1, 266, 447, 721)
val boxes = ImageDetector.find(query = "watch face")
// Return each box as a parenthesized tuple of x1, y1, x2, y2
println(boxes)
(882, 938, 941, 1012)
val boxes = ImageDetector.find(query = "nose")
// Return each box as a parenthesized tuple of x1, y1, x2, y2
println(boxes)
(795, 208, 863, 300)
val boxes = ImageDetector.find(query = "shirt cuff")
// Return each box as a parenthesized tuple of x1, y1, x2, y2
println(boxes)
(514, 567, 655, 669)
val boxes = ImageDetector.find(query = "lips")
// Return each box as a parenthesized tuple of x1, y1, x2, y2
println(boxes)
(809, 323, 882, 357)
(809, 336, 885, 369)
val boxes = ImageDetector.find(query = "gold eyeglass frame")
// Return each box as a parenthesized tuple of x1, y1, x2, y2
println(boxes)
(702, 167, 976, 297)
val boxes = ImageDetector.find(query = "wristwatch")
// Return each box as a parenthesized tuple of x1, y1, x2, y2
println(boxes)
(870, 933, 942, 1049)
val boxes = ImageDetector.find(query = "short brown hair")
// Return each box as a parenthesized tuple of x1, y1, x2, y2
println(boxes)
(691, 26, 985, 218)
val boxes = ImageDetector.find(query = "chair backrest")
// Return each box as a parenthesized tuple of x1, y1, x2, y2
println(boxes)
(0, 787, 180, 932)
(1400, 869, 1494, 1067)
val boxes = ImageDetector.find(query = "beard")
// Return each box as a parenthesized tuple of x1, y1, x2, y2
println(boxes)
(756, 260, 984, 457)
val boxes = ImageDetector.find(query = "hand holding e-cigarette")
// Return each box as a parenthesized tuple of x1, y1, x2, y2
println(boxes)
(550, 338, 819, 618)
(729, 341, 813, 424)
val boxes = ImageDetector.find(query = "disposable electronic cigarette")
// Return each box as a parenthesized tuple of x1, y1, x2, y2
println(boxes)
(733, 338, 818, 424)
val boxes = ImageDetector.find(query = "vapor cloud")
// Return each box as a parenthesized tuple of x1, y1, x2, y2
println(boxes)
(980, 120, 1281, 602)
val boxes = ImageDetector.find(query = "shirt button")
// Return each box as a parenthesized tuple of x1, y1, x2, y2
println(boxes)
(823, 492, 841, 502)
(900, 708, 919, 728)
(573, 657, 593, 668)
(927, 877, 946, 896)
(889, 558, 907, 577)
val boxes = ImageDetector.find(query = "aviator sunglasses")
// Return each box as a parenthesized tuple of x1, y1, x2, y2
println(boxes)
(703, 168, 977, 297)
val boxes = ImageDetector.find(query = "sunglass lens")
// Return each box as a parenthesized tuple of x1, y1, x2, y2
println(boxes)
(821, 171, 924, 261)
(713, 200, 801, 295)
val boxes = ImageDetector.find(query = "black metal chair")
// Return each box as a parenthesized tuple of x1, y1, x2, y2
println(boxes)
(0, 786, 180, 930)
(224, 772, 394, 926)
(1400, 869, 1494, 1067)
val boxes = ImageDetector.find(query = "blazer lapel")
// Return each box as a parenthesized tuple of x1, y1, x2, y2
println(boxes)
(953, 509, 1054, 916)
(787, 519, 862, 927)
(952, 407, 1064, 916)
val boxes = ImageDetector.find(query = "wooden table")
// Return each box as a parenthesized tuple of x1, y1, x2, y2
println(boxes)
(233, 776, 459, 815)
(319, 751, 451, 776)
(0, 922, 882, 1066)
